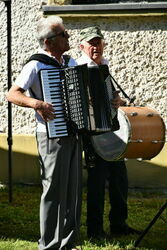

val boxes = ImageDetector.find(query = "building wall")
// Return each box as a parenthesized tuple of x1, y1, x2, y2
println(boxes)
(0, 0, 166, 134)
(0, 0, 166, 185)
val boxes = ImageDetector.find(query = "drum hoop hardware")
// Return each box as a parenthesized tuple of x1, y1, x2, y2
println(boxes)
(137, 158, 143, 161)
(123, 158, 145, 161)
(151, 140, 165, 143)
(130, 112, 138, 116)
(129, 139, 143, 143)
(147, 113, 154, 117)
(129, 139, 165, 144)
(129, 139, 164, 143)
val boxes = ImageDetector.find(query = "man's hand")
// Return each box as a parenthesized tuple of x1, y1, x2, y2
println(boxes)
(6, 85, 56, 122)
(35, 100, 56, 122)
(111, 91, 121, 109)
(111, 90, 127, 109)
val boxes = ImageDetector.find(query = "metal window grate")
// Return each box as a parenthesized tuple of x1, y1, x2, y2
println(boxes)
(72, 0, 166, 4)
(72, 0, 119, 3)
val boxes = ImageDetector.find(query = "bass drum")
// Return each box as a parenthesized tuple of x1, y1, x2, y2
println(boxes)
(91, 106, 165, 161)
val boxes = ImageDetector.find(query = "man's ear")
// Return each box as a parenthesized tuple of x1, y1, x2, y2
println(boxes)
(79, 44, 84, 50)
(44, 38, 51, 48)
(103, 41, 107, 47)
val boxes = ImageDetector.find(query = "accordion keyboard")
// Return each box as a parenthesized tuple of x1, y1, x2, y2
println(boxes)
(40, 68, 69, 138)
(39, 65, 89, 138)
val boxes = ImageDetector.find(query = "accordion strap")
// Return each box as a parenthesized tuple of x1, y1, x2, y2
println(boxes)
(26, 53, 71, 68)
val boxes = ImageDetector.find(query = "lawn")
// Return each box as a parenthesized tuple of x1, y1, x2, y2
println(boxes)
(0, 185, 166, 250)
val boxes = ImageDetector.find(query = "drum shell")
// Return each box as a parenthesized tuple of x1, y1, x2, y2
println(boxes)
(119, 106, 165, 160)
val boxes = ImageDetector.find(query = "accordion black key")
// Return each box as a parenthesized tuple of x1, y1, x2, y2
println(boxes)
(39, 64, 119, 139)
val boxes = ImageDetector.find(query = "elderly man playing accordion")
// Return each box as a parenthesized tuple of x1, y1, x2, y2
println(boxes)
(7, 16, 82, 250)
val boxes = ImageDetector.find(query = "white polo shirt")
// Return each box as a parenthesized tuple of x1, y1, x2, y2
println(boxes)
(15, 50, 77, 132)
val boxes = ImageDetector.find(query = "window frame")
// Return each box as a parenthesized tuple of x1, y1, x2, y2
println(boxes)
(71, 0, 167, 4)
(43, 2, 167, 16)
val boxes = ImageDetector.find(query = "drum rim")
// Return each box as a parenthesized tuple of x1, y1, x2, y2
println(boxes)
(91, 108, 131, 161)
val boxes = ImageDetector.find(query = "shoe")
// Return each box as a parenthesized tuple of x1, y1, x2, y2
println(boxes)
(88, 230, 110, 240)
(110, 224, 142, 235)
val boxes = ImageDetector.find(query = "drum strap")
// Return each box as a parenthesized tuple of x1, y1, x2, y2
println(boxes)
(110, 74, 135, 104)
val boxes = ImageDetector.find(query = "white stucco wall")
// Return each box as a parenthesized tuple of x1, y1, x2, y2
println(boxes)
(0, 0, 166, 137)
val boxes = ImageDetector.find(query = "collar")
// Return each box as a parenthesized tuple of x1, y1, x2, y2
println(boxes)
(81, 52, 109, 66)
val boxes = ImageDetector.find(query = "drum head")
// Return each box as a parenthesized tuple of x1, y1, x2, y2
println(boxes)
(91, 109, 130, 161)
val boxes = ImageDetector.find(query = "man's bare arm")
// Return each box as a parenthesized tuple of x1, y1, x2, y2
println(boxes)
(6, 85, 55, 122)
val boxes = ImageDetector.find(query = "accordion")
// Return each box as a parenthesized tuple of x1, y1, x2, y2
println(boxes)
(39, 64, 119, 139)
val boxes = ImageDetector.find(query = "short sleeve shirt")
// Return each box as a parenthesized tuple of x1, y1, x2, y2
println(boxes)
(14, 50, 77, 132)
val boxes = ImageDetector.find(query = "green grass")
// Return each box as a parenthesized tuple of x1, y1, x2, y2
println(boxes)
(0, 185, 167, 250)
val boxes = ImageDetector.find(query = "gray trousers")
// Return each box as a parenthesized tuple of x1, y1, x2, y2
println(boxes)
(36, 133, 82, 250)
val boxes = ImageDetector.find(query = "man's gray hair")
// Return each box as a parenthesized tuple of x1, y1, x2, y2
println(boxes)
(37, 15, 63, 48)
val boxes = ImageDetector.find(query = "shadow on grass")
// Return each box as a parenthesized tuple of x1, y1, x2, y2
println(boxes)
(0, 181, 167, 249)
(80, 189, 167, 250)
(0, 185, 41, 242)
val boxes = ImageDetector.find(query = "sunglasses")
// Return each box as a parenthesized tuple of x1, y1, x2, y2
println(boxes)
(47, 30, 69, 39)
